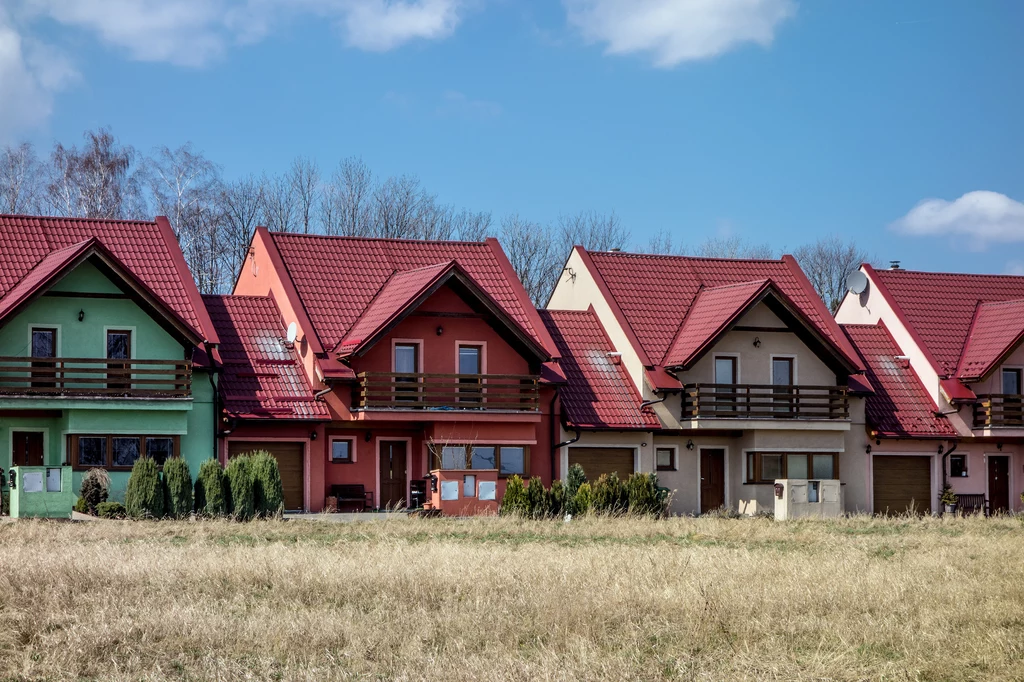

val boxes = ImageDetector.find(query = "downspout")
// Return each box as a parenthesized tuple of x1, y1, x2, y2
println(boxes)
(314, 385, 333, 400)
(940, 440, 958, 502)
(203, 342, 221, 462)
(551, 388, 581, 482)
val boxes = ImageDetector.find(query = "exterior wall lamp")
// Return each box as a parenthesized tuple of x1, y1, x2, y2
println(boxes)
(753, 336, 761, 348)
(865, 444, 872, 454)
(436, 325, 444, 336)
(78, 309, 85, 322)
(686, 439, 694, 450)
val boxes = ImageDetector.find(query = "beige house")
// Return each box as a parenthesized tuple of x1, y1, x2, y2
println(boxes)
(545, 247, 865, 515)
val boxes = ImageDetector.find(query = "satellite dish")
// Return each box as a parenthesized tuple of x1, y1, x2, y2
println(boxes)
(286, 322, 298, 345)
(846, 270, 869, 295)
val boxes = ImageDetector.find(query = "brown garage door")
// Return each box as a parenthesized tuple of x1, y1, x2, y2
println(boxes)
(874, 455, 931, 515)
(568, 447, 635, 481)
(229, 441, 304, 511)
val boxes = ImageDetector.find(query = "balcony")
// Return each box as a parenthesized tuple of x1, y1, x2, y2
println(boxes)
(682, 384, 849, 421)
(0, 357, 192, 398)
(973, 395, 1024, 429)
(356, 372, 539, 412)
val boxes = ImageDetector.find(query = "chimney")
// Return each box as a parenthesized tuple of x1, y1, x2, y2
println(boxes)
(889, 260, 901, 270)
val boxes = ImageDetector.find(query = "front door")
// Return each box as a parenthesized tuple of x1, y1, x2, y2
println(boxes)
(988, 455, 1010, 513)
(772, 357, 795, 414)
(12, 431, 44, 466)
(700, 448, 725, 513)
(379, 440, 408, 509)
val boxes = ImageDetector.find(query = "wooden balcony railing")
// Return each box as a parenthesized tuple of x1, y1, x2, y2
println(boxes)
(356, 372, 539, 412)
(0, 357, 192, 398)
(682, 383, 849, 420)
(973, 395, 1024, 428)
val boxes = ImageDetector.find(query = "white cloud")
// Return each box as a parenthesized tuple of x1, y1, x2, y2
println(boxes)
(342, 0, 462, 51)
(891, 191, 1024, 249)
(564, 0, 795, 67)
(436, 90, 501, 119)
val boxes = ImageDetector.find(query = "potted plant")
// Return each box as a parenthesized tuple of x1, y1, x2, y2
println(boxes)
(940, 484, 958, 515)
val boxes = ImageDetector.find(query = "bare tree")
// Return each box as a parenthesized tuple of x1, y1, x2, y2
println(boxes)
(500, 214, 560, 306)
(644, 229, 686, 255)
(455, 210, 493, 241)
(318, 157, 373, 236)
(46, 128, 140, 219)
(289, 156, 320, 234)
(0, 143, 44, 214)
(695, 235, 776, 259)
(261, 173, 296, 233)
(557, 210, 630, 254)
(794, 236, 871, 313)
(219, 174, 265, 287)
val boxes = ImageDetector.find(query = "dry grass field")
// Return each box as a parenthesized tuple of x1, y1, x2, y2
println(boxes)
(1, 514, 1023, 681)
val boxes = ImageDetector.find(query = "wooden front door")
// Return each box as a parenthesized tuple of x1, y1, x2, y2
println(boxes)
(379, 441, 408, 509)
(988, 456, 1010, 513)
(12, 432, 44, 466)
(699, 448, 725, 513)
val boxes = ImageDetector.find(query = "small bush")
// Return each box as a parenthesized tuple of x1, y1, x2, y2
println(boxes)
(225, 455, 255, 521)
(79, 468, 110, 514)
(249, 450, 285, 517)
(1, 491, 8, 516)
(626, 472, 666, 516)
(547, 480, 567, 517)
(194, 458, 227, 517)
(566, 463, 587, 498)
(162, 457, 193, 519)
(96, 501, 126, 519)
(499, 475, 528, 516)
(73, 496, 89, 514)
(125, 457, 166, 519)
(526, 476, 547, 518)
(591, 473, 627, 515)
(573, 482, 592, 515)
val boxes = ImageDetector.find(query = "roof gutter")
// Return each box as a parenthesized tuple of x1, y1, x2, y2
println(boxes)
(940, 440, 958, 506)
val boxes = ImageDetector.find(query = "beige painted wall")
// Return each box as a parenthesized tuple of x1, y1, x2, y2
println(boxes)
(971, 343, 1024, 395)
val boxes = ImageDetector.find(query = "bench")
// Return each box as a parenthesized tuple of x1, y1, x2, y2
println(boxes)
(955, 493, 988, 516)
(331, 484, 374, 511)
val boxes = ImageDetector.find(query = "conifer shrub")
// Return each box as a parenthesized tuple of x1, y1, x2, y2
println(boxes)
(96, 501, 126, 519)
(125, 457, 165, 519)
(546, 480, 567, 517)
(566, 463, 587, 499)
(626, 472, 666, 516)
(573, 482, 592, 515)
(73, 496, 89, 514)
(249, 450, 285, 517)
(526, 476, 548, 518)
(79, 468, 110, 515)
(225, 455, 255, 521)
(591, 472, 627, 515)
(162, 457, 193, 519)
(1, 490, 8, 516)
(194, 458, 227, 517)
(499, 475, 528, 516)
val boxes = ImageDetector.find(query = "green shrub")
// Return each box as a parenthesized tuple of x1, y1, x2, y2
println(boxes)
(546, 480, 567, 517)
(572, 482, 592, 515)
(225, 455, 255, 521)
(626, 472, 666, 516)
(73, 496, 89, 514)
(526, 476, 548, 518)
(1, 490, 8, 516)
(566, 463, 587, 498)
(79, 468, 110, 514)
(591, 472, 627, 515)
(249, 450, 285, 517)
(499, 475, 528, 516)
(194, 458, 227, 516)
(124, 457, 166, 519)
(96, 501, 126, 519)
(162, 457, 193, 519)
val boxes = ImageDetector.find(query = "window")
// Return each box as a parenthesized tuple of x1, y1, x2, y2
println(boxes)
(950, 454, 968, 478)
(656, 447, 676, 471)
(458, 345, 482, 404)
(745, 451, 839, 483)
(31, 327, 57, 388)
(772, 357, 795, 414)
(714, 356, 737, 413)
(107, 330, 132, 391)
(70, 435, 180, 470)
(330, 438, 354, 463)
(394, 343, 419, 402)
(1002, 368, 1022, 395)
(430, 443, 528, 476)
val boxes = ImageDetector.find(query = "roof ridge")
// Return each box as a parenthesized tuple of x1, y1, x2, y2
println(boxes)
(592, 250, 786, 264)
(877, 267, 1024, 280)
(0, 213, 158, 225)
(268, 231, 490, 247)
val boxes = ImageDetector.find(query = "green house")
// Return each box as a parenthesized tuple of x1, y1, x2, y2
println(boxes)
(0, 216, 220, 502)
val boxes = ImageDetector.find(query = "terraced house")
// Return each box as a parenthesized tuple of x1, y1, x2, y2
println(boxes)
(0, 215, 219, 499)
(219, 228, 561, 512)
(545, 248, 867, 516)
(836, 265, 1024, 515)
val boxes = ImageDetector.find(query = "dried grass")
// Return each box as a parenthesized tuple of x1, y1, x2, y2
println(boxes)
(1, 514, 1023, 681)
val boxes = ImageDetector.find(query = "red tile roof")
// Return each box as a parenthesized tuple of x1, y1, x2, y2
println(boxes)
(662, 279, 769, 367)
(541, 309, 659, 430)
(268, 232, 556, 357)
(0, 214, 216, 344)
(0, 239, 96, 323)
(955, 299, 1024, 381)
(204, 294, 330, 420)
(581, 249, 862, 371)
(868, 265, 1024, 377)
(843, 322, 955, 438)
(337, 261, 455, 355)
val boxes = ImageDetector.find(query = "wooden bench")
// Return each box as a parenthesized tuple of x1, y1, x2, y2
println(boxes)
(331, 484, 374, 511)
(955, 493, 988, 516)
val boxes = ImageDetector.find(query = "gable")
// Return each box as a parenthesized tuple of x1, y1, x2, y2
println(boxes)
(48, 260, 123, 295)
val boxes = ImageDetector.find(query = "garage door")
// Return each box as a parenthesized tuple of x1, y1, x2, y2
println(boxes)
(873, 456, 931, 515)
(568, 447, 635, 481)
(229, 441, 305, 511)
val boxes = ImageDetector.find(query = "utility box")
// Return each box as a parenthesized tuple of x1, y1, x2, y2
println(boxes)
(8, 466, 75, 519)
(774, 479, 842, 521)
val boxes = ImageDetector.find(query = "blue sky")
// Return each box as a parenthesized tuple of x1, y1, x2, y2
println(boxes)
(2, 0, 1023, 274)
